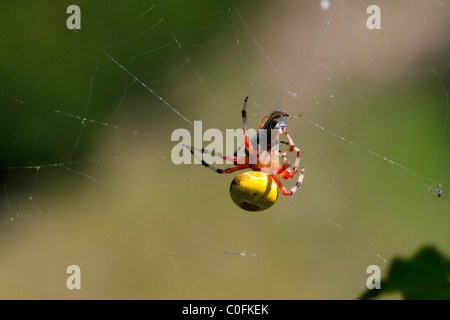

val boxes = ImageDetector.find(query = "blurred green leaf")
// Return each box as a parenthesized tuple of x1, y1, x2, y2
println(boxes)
(360, 246, 450, 300)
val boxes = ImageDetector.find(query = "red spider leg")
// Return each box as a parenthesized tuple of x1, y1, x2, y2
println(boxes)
(278, 166, 296, 180)
(259, 116, 269, 129)
(270, 149, 295, 180)
(215, 164, 251, 174)
(276, 130, 301, 179)
(185, 145, 251, 174)
(188, 146, 248, 164)
(270, 167, 305, 196)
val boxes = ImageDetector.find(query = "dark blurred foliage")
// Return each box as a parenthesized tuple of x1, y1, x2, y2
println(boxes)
(360, 246, 450, 300)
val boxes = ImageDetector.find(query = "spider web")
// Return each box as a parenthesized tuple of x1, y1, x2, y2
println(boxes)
(0, 0, 448, 299)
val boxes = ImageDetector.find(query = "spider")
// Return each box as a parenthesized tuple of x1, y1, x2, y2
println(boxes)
(189, 96, 304, 211)
(428, 184, 442, 198)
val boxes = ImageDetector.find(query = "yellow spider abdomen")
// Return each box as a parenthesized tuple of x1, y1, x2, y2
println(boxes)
(229, 171, 278, 212)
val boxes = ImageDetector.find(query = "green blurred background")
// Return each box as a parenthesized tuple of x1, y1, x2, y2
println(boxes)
(0, 0, 448, 299)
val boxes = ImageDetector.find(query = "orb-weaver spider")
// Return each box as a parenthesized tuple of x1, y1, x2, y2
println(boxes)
(189, 97, 304, 211)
